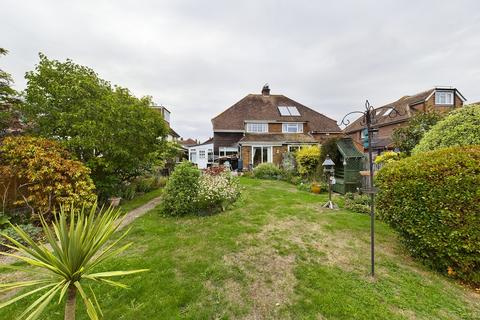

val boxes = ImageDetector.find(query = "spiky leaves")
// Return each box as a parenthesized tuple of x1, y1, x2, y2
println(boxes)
(0, 204, 148, 320)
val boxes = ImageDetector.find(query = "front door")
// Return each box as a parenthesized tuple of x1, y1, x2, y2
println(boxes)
(252, 146, 272, 167)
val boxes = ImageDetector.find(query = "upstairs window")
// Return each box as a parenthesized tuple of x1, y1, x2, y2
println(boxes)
(435, 91, 454, 105)
(278, 106, 301, 116)
(246, 123, 268, 133)
(282, 123, 303, 133)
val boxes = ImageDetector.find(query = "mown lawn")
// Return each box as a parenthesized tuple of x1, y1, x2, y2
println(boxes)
(1, 178, 479, 319)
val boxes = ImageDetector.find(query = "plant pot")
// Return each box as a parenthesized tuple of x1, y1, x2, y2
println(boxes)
(311, 183, 321, 194)
(108, 197, 122, 207)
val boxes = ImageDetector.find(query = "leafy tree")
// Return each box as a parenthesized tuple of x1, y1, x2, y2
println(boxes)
(392, 111, 443, 154)
(320, 138, 341, 165)
(0, 136, 96, 218)
(413, 104, 480, 154)
(21, 54, 169, 195)
(0, 204, 148, 320)
(0, 48, 20, 133)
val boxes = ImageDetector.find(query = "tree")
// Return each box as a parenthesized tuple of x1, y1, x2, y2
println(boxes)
(413, 104, 480, 154)
(0, 136, 96, 218)
(392, 111, 443, 154)
(21, 54, 169, 196)
(0, 48, 20, 133)
(0, 204, 148, 320)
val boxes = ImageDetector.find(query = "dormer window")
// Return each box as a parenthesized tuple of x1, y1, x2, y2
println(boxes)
(435, 91, 454, 105)
(278, 106, 301, 116)
(246, 123, 268, 133)
(282, 123, 303, 133)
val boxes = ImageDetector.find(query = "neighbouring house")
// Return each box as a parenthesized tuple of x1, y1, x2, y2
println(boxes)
(344, 87, 466, 154)
(151, 105, 181, 142)
(188, 138, 214, 169)
(211, 85, 342, 170)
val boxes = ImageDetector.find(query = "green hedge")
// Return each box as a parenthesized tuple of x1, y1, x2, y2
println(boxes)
(253, 163, 283, 180)
(376, 146, 480, 285)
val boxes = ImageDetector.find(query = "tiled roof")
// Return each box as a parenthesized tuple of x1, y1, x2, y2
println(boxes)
(239, 133, 317, 144)
(344, 89, 435, 133)
(212, 94, 341, 133)
(179, 138, 198, 146)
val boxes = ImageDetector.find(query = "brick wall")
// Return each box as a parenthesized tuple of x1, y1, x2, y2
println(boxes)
(273, 145, 287, 165)
(269, 123, 282, 133)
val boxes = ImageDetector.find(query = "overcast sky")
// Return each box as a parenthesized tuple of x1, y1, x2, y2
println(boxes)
(3, 0, 480, 141)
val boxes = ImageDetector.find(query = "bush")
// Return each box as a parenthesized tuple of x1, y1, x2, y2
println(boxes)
(413, 105, 480, 154)
(376, 146, 480, 285)
(392, 111, 443, 154)
(0, 136, 97, 219)
(196, 171, 240, 215)
(159, 162, 201, 216)
(253, 163, 283, 180)
(296, 145, 321, 177)
(344, 192, 370, 214)
(0, 223, 42, 252)
(374, 151, 404, 165)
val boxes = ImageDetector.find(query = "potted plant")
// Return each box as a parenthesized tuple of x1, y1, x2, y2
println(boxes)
(311, 180, 321, 194)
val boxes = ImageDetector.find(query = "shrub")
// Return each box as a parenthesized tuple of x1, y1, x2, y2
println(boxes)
(159, 161, 201, 216)
(253, 163, 283, 180)
(296, 145, 321, 177)
(344, 192, 370, 214)
(0, 223, 42, 252)
(196, 171, 240, 215)
(0, 136, 97, 219)
(376, 146, 480, 285)
(392, 111, 444, 154)
(374, 151, 404, 165)
(413, 105, 480, 154)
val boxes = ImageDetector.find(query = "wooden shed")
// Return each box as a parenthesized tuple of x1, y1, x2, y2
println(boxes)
(332, 138, 364, 194)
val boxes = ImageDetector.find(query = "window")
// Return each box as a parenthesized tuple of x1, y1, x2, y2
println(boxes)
(282, 123, 303, 133)
(208, 149, 213, 162)
(199, 150, 206, 159)
(163, 109, 171, 122)
(435, 91, 454, 105)
(246, 123, 268, 133)
(288, 145, 301, 152)
(278, 106, 301, 116)
(190, 149, 197, 162)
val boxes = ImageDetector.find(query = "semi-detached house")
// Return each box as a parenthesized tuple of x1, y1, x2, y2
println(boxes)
(211, 85, 342, 170)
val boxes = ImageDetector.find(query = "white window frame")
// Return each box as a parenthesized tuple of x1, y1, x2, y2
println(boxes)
(246, 123, 268, 133)
(251, 146, 273, 165)
(282, 123, 303, 133)
(435, 91, 454, 105)
(199, 150, 206, 159)
(189, 149, 197, 162)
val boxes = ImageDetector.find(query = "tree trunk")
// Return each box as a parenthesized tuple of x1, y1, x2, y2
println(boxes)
(64, 285, 77, 320)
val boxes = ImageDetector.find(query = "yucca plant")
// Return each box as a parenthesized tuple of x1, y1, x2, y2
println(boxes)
(0, 204, 148, 320)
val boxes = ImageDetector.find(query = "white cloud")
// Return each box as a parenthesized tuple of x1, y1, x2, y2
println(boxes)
(2, 0, 480, 141)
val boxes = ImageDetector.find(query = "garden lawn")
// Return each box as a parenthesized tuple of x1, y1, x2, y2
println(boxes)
(1, 178, 479, 319)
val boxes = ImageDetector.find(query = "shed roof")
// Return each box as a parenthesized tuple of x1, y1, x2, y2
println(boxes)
(336, 138, 364, 158)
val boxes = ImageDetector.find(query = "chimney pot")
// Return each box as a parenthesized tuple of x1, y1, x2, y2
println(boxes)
(261, 84, 270, 96)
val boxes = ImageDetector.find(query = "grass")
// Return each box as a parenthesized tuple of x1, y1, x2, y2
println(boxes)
(0, 178, 479, 319)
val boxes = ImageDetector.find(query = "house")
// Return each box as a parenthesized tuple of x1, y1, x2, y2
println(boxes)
(151, 105, 181, 142)
(211, 85, 342, 170)
(344, 87, 466, 153)
(188, 138, 214, 169)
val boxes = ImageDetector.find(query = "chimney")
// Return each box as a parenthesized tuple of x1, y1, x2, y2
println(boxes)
(261, 84, 270, 96)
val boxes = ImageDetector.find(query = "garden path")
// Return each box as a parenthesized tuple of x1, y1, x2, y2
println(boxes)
(0, 196, 163, 265)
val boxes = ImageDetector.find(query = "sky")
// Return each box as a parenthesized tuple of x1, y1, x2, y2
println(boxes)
(3, 0, 480, 141)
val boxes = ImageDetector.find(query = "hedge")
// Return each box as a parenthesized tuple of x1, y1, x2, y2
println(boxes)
(376, 146, 480, 285)
(413, 104, 480, 154)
